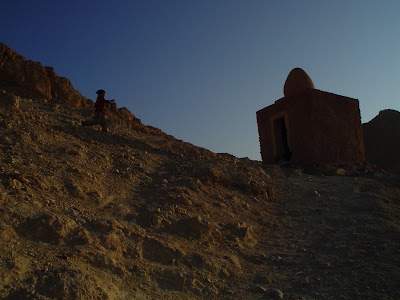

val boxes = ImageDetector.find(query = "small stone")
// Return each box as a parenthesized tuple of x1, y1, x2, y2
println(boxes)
(336, 168, 346, 176)
(220, 268, 230, 278)
(11, 179, 23, 190)
(180, 196, 192, 206)
(16, 174, 30, 184)
(0, 193, 8, 201)
(222, 288, 235, 295)
(152, 216, 163, 226)
(270, 289, 284, 299)
(254, 285, 267, 293)
(32, 201, 43, 208)
(0, 94, 20, 109)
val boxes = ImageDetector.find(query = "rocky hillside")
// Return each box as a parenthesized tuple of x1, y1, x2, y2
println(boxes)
(0, 42, 91, 108)
(0, 43, 400, 299)
(363, 109, 400, 174)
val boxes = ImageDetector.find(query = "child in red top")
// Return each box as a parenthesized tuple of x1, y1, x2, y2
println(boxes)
(81, 89, 113, 132)
(94, 90, 108, 113)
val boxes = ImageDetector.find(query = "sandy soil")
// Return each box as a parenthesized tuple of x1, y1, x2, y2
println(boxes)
(0, 95, 399, 299)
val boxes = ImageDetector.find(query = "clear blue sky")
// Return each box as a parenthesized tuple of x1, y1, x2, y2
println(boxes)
(1, 1, 399, 160)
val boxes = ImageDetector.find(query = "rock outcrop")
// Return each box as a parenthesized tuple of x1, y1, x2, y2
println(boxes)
(0, 42, 91, 108)
(363, 109, 400, 173)
(0, 41, 149, 132)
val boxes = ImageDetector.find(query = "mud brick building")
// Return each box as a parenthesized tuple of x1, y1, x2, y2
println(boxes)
(256, 68, 365, 164)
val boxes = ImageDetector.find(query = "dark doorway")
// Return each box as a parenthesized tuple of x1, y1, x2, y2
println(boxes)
(273, 117, 292, 161)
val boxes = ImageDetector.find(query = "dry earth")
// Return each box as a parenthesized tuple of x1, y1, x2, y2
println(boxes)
(1, 94, 400, 300)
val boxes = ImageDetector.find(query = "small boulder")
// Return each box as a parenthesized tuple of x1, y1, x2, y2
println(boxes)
(168, 216, 211, 239)
(0, 93, 20, 109)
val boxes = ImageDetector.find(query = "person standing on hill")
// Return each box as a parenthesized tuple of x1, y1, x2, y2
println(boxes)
(81, 89, 114, 132)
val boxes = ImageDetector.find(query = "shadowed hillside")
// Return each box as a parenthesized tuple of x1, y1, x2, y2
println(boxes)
(363, 109, 400, 174)
(1, 42, 400, 300)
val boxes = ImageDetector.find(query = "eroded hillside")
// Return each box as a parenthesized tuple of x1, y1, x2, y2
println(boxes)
(0, 94, 273, 299)
(0, 91, 399, 300)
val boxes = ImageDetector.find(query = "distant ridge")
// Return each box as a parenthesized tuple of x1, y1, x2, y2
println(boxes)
(363, 109, 400, 173)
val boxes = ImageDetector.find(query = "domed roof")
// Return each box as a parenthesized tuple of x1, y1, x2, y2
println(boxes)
(283, 68, 314, 98)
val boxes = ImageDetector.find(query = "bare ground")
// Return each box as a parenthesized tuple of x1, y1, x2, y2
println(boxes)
(0, 96, 399, 299)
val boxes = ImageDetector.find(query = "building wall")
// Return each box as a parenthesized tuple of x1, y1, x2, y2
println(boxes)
(308, 90, 365, 163)
(256, 89, 365, 163)
(257, 90, 315, 162)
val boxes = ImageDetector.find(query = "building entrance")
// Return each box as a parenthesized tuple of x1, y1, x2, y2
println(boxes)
(273, 117, 292, 161)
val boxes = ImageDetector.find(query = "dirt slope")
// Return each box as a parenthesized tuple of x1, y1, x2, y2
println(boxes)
(0, 92, 399, 300)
